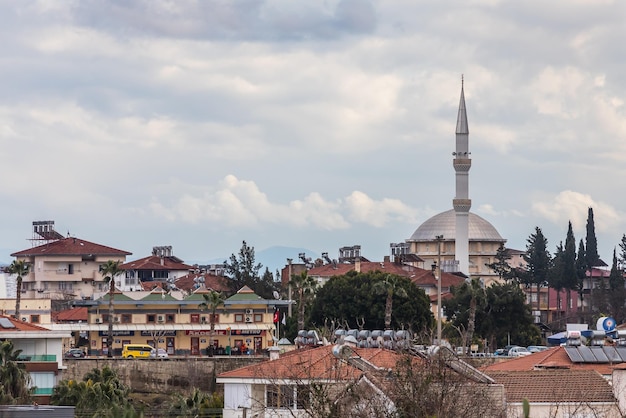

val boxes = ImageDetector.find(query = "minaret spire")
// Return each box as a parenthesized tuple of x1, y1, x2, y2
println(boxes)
(453, 76, 471, 274)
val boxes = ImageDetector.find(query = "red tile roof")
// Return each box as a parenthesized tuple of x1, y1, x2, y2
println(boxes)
(11, 237, 131, 257)
(218, 345, 405, 381)
(486, 369, 615, 403)
(481, 346, 620, 376)
(0, 315, 51, 332)
(308, 261, 423, 279)
(175, 273, 231, 293)
(55, 307, 88, 322)
(120, 255, 193, 271)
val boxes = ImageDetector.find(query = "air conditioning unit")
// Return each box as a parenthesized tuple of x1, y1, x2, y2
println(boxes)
(21, 317, 27, 322)
(245, 309, 254, 315)
(157, 315, 164, 322)
(95, 318, 101, 323)
(114, 316, 120, 323)
(245, 315, 253, 323)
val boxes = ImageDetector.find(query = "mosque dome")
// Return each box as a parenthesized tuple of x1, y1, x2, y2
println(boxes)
(408, 209, 504, 242)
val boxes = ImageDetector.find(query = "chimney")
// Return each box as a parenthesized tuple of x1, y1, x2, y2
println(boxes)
(355, 258, 361, 273)
(268, 346, 281, 361)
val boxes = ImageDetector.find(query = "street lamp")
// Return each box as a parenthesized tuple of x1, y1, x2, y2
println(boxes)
(435, 235, 443, 345)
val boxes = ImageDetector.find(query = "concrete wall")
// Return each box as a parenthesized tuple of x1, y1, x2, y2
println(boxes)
(62, 357, 263, 394)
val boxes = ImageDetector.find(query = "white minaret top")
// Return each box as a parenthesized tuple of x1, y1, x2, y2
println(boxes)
(453, 77, 471, 274)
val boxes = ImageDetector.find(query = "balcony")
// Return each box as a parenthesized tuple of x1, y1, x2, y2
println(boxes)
(17, 354, 57, 362)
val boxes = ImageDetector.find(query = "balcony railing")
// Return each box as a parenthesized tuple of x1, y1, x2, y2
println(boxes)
(17, 354, 57, 362)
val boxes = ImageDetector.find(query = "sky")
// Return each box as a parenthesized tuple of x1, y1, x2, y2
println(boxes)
(1, 0, 625, 271)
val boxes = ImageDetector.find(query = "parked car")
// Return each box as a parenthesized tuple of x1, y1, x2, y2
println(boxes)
(64, 348, 85, 358)
(508, 346, 532, 357)
(493, 348, 508, 356)
(122, 344, 154, 358)
(149, 348, 169, 359)
(527, 345, 548, 353)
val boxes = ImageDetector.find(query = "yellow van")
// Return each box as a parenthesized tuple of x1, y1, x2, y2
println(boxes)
(122, 344, 154, 358)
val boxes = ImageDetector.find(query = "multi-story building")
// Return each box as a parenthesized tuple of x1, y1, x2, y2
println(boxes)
(50, 285, 290, 356)
(9, 222, 131, 301)
(0, 298, 52, 324)
(0, 315, 71, 404)
(119, 246, 193, 291)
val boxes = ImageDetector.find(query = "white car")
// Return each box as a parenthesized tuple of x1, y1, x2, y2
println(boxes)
(508, 346, 531, 357)
(149, 348, 169, 359)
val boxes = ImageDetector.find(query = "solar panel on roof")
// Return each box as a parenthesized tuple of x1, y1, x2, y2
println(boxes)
(0, 318, 15, 329)
(565, 346, 584, 363)
(578, 346, 599, 363)
(590, 346, 609, 363)
(615, 346, 626, 362)
(602, 346, 623, 363)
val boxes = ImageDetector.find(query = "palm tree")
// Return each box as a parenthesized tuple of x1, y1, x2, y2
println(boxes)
(289, 271, 318, 331)
(199, 291, 225, 356)
(0, 339, 32, 404)
(373, 274, 408, 330)
(100, 260, 124, 358)
(7, 260, 30, 320)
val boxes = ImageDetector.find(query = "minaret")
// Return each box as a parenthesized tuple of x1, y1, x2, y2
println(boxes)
(453, 77, 471, 274)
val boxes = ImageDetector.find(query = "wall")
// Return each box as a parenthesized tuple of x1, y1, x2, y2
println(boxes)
(62, 357, 263, 394)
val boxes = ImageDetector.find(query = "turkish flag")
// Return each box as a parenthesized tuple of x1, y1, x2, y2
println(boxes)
(273, 310, 279, 324)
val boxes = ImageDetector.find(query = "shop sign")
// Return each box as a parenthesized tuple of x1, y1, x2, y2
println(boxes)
(97, 330, 135, 337)
(185, 329, 264, 336)
(140, 330, 177, 337)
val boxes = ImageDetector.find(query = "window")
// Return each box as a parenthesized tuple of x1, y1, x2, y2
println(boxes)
(190, 314, 200, 324)
(166, 314, 175, 323)
(29, 372, 55, 395)
(121, 314, 132, 324)
(234, 314, 244, 323)
(266, 385, 295, 409)
(68, 264, 74, 274)
(102, 314, 110, 323)
(254, 313, 263, 322)
(154, 270, 168, 279)
(296, 385, 310, 409)
(146, 314, 156, 323)
(30, 315, 40, 324)
(58, 282, 73, 291)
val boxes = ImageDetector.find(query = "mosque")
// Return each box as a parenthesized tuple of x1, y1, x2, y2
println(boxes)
(393, 80, 507, 284)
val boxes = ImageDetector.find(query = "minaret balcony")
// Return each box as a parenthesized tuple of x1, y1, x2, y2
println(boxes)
(453, 199, 472, 212)
(453, 158, 472, 171)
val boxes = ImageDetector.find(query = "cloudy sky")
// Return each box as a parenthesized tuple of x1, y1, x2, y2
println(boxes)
(1, 0, 625, 269)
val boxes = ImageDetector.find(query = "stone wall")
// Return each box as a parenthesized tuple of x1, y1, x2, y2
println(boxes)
(62, 357, 263, 394)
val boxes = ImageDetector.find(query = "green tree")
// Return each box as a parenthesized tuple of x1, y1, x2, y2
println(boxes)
(309, 271, 432, 333)
(7, 260, 30, 320)
(373, 274, 408, 330)
(0, 340, 33, 405)
(522, 227, 551, 314)
(548, 241, 567, 328)
(224, 241, 279, 298)
(562, 222, 578, 318)
(485, 243, 513, 281)
(576, 239, 587, 307)
(585, 207, 600, 268)
(100, 260, 124, 358)
(50, 366, 136, 417)
(289, 271, 318, 331)
(167, 388, 223, 417)
(444, 282, 540, 349)
(607, 249, 626, 323)
(198, 291, 225, 357)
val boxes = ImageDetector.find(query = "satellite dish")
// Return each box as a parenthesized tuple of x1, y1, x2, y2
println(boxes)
(273, 291, 280, 300)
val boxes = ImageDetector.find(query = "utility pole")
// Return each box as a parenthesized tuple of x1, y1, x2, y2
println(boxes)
(436, 235, 444, 345)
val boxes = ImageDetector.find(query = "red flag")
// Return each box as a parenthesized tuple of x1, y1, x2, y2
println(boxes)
(273, 310, 279, 324)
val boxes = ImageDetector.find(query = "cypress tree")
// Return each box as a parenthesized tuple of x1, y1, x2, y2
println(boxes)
(563, 222, 578, 317)
(585, 207, 600, 268)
